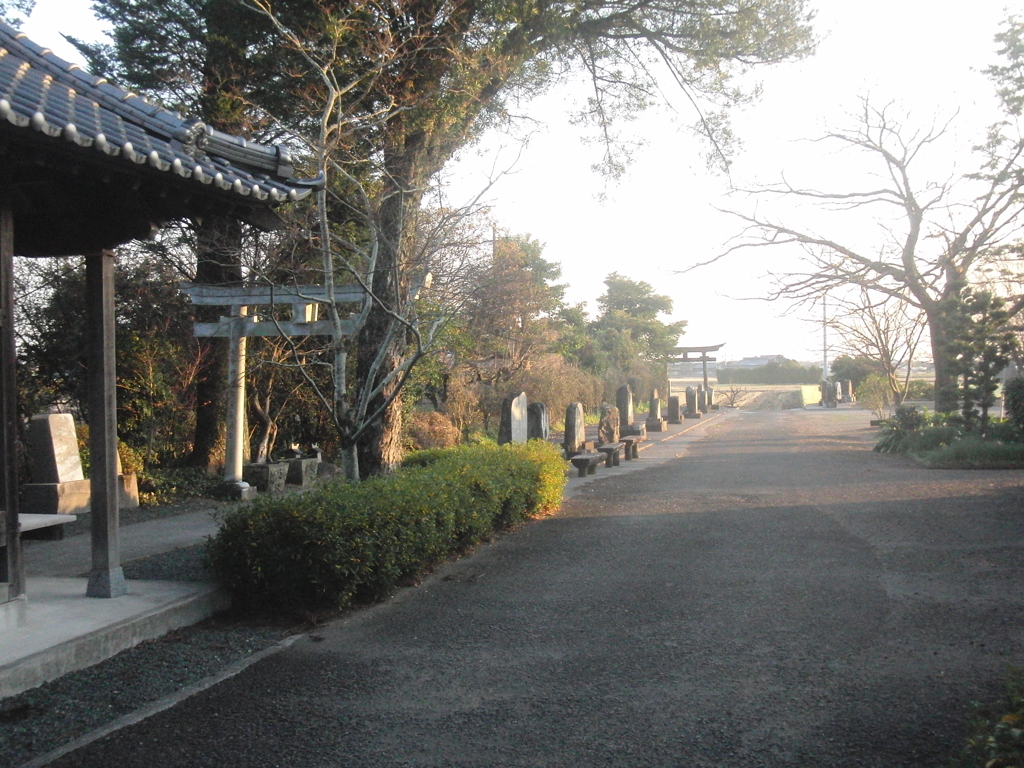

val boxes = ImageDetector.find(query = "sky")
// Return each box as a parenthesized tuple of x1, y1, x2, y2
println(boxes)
(20, 0, 1022, 365)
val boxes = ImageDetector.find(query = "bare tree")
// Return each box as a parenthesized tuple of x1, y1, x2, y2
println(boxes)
(826, 287, 927, 405)
(701, 95, 1024, 412)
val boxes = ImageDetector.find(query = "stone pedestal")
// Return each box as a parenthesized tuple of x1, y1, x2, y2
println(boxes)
(621, 422, 647, 438)
(645, 417, 667, 432)
(244, 462, 288, 492)
(287, 458, 319, 487)
(22, 479, 91, 515)
(214, 481, 258, 501)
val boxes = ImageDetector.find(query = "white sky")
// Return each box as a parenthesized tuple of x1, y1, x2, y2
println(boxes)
(22, 0, 1022, 364)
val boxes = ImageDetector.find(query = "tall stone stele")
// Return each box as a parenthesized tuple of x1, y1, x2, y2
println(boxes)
(598, 405, 620, 444)
(667, 395, 682, 424)
(616, 384, 634, 427)
(498, 391, 529, 444)
(564, 402, 586, 456)
(527, 402, 549, 441)
(684, 386, 701, 419)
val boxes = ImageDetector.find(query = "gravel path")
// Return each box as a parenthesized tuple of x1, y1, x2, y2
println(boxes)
(11, 409, 1024, 767)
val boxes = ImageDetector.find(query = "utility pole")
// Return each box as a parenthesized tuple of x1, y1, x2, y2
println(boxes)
(822, 296, 829, 381)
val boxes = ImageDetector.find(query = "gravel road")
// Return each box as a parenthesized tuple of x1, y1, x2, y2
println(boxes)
(39, 409, 1024, 766)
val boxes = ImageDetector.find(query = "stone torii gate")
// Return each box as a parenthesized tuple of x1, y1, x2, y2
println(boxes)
(670, 343, 726, 389)
(180, 283, 363, 498)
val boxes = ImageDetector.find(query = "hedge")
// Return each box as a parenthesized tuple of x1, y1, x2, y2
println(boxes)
(208, 441, 567, 614)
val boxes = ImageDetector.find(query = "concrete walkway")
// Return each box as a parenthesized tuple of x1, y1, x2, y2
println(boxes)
(1, 413, 727, 701)
(1, 509, 228, 699)
(41, 406, 1024, 767)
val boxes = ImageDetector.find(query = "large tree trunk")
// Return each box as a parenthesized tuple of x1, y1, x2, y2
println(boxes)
(353, 135, 425, 477)
(185, 216, 243, 471)
(929, 308, 960, 414)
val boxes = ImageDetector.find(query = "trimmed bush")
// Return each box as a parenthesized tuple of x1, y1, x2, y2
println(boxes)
(208, 441, 567, 614)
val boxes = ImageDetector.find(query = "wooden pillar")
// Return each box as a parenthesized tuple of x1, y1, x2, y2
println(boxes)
(86, 250, 126, 598)
(702, 356, 709, 390)
(0, 202, 22, 601)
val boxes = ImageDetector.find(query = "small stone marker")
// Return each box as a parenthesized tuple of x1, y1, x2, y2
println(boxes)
(527, 402, 549, 441)
(697, 387, 708, 414)
(564, 402, 586, 455)
(646, 393, 667, 432)
(667, 396, 682, 424)
(598, 405, 620, 444)
(841, 380, 854, 403)
(498, 391, 529, 444)
(707, 386, 718, 411)
(616, 384, 634, 427)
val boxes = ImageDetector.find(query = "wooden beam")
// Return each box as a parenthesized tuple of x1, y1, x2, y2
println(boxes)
(0, 200, 22, 601)
(86, 250, 126, 598)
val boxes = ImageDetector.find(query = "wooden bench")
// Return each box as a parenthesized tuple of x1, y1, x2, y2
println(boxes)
(569, 452, 604, 477)
(619, 435, 644, 460)
(19, 513, 78, 540)
(595, 442, 624, 467)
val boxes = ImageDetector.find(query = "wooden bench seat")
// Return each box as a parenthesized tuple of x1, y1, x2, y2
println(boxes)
(569, 452, 604, 478)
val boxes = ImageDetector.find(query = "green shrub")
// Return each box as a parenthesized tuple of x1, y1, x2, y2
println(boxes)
(874, 405, 928, 453)
(953, 668, 1024, 767)
(1005, 376, 1024, 433)
(208, 440, 567, 614)
(915, 438, 1024, 469)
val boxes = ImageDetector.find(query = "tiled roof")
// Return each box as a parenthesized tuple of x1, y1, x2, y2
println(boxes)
(0, 21, 319, 204)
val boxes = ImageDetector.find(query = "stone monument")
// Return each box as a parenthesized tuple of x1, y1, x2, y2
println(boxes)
(646, 391, 667, 432)
(667, 395, 682, 424)
(564, 402, 586, 456)
(598, 405, 620, 444)
(527, 402, 549, 441)
(22, 414, 91, 515)
(616, 385, 634, 427)
(498, 391, 529, 444)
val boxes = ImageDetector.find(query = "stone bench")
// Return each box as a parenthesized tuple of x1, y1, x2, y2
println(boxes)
(569, 452, 604, 477)
(619, 435, 644, 459)
(595, 442, 624, 467)
(19, 513, 77, 541)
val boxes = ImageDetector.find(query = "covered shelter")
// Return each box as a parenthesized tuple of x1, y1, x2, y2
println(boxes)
(0, 22, 317, 603)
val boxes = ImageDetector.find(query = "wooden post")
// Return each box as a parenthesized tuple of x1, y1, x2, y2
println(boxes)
(0, 201, 22, 601)
(86, 251, 126, 598)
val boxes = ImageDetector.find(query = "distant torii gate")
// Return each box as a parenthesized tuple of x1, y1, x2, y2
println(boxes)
(180, 282, 364, 497)
(669, 343, 726, 389)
